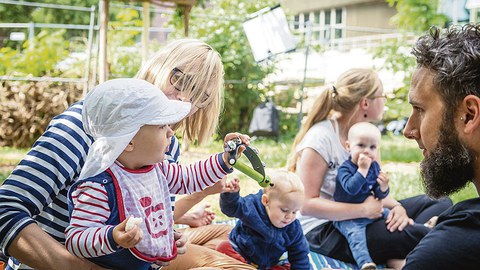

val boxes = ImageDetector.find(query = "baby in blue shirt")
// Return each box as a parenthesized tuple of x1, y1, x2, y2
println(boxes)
(333, 122, 389, 270)
(217, 170, 310, 269)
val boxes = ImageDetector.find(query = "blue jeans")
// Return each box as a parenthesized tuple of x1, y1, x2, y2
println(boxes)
(333, 208, 390, 267)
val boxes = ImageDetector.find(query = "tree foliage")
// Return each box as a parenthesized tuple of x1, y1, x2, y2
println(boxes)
(374, 0, 449, 121)
(0, 0, 97, 24)
(0, 30, 68, 77)
(0, 0, 281, 145)
(387, 0, 449, 32)
(168, 0, 277, 136)
(0, 0, 97, 48)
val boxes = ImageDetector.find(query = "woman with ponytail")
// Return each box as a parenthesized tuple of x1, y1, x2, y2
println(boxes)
(288, 68, 452, 269)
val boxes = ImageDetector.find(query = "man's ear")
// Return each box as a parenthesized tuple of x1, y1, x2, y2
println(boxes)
(345, 140, 351, 151)
(124, 140, 135, 152)
(261, 193, 269, 207)
(462, 95, 480, 134)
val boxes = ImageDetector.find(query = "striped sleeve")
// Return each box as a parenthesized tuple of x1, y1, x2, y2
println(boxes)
(65, 181, 117, 258)
(0, 102, 91, 255)
(164, 136, 180, 164)
(162, 153, 233, 195)
(164, 136, 180, 211)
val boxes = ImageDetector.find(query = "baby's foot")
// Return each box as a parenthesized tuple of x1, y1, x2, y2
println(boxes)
(424, 216, 438, 229)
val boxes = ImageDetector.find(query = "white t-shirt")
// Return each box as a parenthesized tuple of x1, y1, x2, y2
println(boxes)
(295, 119, 350, 234)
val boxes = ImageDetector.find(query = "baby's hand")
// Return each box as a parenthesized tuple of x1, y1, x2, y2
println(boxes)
(222, 133, 250, 167)
(125, 216, 142, 231)
(113, 216, 143, 248)
(357, 153, 372, 169)
(376, 171, 389, 192)
(223, 177, 240, 193)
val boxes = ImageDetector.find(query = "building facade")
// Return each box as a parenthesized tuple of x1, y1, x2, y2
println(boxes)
(282, 0, 398, 49)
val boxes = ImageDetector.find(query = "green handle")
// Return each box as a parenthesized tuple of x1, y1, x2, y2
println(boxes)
(233, 159, 271, 187)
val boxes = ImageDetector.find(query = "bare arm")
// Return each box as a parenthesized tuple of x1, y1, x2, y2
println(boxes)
(8, 224, 108, 270)
(174, 192, 208, 224)
(382, 193, 414, 232)
(297, 148, 383, 221)
(174, 178, 228, 226)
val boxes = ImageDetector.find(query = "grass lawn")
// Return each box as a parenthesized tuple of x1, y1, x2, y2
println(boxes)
(0, 135, 477, 221)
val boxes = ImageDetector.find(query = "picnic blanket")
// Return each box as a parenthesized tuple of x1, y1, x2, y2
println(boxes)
(309, 252, 360, 270)
(309, 252, 386, 270)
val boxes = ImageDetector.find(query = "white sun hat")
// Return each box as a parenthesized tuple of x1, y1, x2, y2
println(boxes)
(79, 78, 191, 180)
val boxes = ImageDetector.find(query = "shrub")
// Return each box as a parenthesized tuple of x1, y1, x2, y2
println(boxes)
(0, 81, 83, 147)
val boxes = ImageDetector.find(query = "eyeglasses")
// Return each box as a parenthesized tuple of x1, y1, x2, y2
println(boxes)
(169, 67, 211, 109)
(170, 67, 185, 92)
(194, 93, 210, 109)
(369, 94, 387, 100)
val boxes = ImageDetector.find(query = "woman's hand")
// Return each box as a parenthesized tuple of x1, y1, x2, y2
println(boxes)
(361, 196, 384, 219)
(385, 204, 414, 232)
(181, 203, 216, 228)
(174, 230, 187, 254)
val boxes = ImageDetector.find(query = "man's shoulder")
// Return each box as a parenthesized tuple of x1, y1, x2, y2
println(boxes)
(438, 197, 480, 223)
(405, 198, 480, 269)
(435, 197, 480, 236)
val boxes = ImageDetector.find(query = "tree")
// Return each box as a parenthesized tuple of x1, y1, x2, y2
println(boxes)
(373, 0, 448, 121)
(387, 0, 449, 32)
(168, 0, 277, 136)
(0, 0, 98, 48)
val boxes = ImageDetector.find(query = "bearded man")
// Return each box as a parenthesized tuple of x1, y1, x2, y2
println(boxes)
(403, 23, 480, 269)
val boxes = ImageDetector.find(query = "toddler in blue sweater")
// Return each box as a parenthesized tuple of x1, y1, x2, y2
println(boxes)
(217, 170, 310, 269)
(333, 122, 390, 270)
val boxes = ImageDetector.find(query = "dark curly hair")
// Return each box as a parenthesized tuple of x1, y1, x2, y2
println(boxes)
(412, 23, 480, 117)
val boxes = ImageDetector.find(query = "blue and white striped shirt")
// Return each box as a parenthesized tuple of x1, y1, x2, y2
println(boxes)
(0, 101, 180, 269)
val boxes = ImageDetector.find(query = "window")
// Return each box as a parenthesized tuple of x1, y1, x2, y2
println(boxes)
(335, 8, 342, 24)
(314, 11, 320, 24)
(334, 8, 344, 39)
(294, 7, 344, 43)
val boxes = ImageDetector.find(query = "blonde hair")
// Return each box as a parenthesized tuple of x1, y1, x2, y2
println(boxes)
(135, 38, 224, 144)
(287, 68, 382, 172)
(264, 170, 304, 201)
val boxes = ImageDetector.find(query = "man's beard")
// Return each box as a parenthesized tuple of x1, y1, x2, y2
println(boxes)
(420, 118, 475, 199)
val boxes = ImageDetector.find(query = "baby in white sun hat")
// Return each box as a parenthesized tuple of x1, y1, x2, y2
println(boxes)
(65, 78, 246, 270)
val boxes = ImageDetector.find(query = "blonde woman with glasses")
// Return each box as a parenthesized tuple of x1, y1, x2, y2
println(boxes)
(0, 39, 254, 270)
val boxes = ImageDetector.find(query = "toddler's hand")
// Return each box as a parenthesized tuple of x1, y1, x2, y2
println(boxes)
(222, 133, 250, 167)
(376, 171, 389, 192)
(223, 177, 240, 193)
(202, 177, 227, 196)
(113, 217, 143, 248)
(357, 153, 372, 169)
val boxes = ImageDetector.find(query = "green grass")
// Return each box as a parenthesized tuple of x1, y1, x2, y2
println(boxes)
(0, 147, 28, 185)
(381, 134, 423, 163)
(0, 135, 477, 216)
(0, 147, 28, 166)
